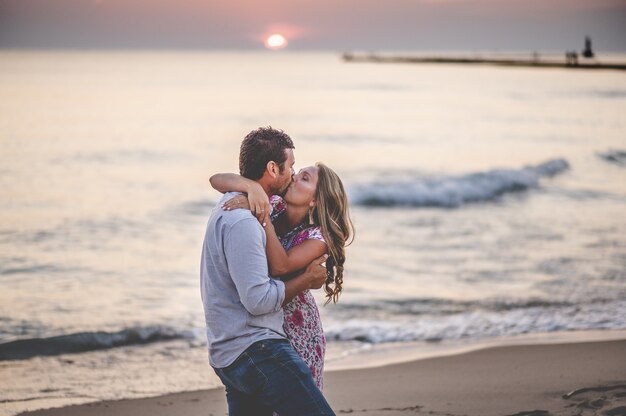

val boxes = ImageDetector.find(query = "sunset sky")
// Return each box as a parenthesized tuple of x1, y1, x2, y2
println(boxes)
(1, 0, 625, 51)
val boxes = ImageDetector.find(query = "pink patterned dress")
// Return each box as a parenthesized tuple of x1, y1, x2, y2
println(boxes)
(270, 196, 327, 390)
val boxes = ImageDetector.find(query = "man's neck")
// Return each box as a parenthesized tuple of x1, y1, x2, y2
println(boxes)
(255, 178, 273, 198)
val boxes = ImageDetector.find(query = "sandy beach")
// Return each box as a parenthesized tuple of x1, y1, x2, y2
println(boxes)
(18, 337, 626, 416)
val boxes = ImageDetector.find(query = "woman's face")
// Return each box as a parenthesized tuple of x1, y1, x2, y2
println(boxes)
(284, 166, 319, 207)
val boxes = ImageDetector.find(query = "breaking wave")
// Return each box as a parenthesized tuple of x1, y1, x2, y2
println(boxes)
(350, 159, 569, 207)
(325, 299, 626, 343)
(597, 150, 626, 167)
(0, 326, 193, 361)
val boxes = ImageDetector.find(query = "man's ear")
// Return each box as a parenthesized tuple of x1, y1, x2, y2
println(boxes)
(266, 161, 278, 178)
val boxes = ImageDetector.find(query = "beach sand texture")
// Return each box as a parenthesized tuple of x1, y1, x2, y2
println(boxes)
(19, 339, 626, 416)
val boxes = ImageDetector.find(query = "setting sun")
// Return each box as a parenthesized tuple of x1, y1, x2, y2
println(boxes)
(265, 33, 287, 50)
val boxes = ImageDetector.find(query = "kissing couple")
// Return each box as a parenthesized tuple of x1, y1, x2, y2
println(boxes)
(200, 126, 354, 415)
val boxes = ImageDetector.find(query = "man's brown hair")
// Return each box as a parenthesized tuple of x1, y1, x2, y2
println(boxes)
(239, 127, 295, 180)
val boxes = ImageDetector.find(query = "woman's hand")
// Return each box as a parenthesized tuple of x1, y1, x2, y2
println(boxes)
(222, 194, 250, 212)
(222, 186, 270, 226)
(246, 184, 271, 227)
(210, 173, 270, 226)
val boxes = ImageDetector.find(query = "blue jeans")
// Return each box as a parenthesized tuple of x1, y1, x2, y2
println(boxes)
(213, 338, 335, 416)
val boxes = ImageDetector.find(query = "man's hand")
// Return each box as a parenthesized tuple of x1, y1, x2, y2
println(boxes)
(282, 254, 328, 306)
(304, 254, 329, 289)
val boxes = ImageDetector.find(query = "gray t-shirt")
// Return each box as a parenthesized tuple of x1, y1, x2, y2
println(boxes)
(200, 192, 287, 368)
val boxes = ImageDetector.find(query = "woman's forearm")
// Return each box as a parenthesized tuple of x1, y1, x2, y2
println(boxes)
(209, 173, 259, 194)
(265, 222, 327, 277)
(211, 173, 270, 225)
(264, 222, 292, 276)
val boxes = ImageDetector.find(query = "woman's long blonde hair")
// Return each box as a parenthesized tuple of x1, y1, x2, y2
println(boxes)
(310, 163, 354, 304)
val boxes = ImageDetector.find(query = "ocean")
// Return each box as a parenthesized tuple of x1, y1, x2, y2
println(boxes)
(1, 50, 625, 415)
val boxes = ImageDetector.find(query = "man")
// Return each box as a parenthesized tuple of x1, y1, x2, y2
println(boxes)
(200, 127, 335, 415)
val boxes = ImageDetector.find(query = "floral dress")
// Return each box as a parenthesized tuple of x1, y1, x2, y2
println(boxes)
(270, 196, 327, 390)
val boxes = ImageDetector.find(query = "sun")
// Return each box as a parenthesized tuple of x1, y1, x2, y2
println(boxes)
(265, 33, 288, 50)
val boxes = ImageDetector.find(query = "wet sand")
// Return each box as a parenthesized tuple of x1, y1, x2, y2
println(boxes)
(18, 338, 626, 416)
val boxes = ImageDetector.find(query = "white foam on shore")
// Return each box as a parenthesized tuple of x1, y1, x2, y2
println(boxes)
(324, 329, 626, 371)
(323, 299, 626, 343)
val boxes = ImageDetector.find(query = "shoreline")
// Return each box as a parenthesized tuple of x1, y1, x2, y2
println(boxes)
(325, 328, 626, 371)
(15, 330, 626, 416)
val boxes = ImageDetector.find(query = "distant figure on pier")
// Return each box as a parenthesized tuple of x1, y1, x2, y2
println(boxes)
(566, 51, 579, 66)
(582, 36, 594, 59)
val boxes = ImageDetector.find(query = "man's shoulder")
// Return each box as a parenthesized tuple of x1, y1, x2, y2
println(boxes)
(216, 193, 261, 230)
(219, 192, 243, 205)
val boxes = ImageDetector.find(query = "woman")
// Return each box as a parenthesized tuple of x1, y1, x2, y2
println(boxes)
(210, 162, 354, 389)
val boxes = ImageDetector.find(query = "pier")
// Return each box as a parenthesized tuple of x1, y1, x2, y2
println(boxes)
(342, 53, 626, 71)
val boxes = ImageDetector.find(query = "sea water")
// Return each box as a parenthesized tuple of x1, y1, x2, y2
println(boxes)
(1, 50, 625, 414)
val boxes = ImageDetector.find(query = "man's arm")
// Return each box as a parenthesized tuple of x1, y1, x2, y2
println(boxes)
(224, 218, 328, 313)
(224, 218, 285, 316)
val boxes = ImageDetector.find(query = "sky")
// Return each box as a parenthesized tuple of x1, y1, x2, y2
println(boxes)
(1, 0, 625, 51)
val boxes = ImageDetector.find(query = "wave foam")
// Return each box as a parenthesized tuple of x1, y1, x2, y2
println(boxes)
(598, 150, 626, 167)
(0, 326, 193, 361)
(325, 299, 626, 343)
(350, 159, 569, 207)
